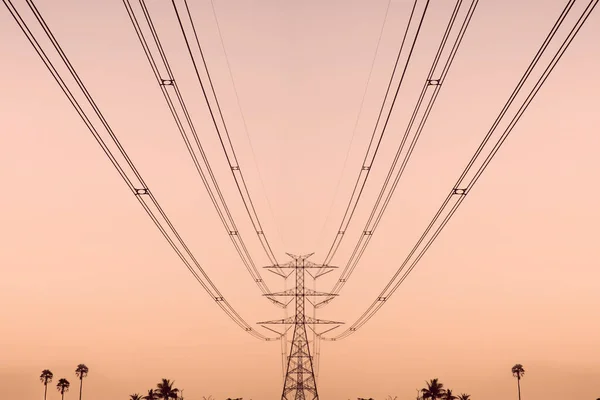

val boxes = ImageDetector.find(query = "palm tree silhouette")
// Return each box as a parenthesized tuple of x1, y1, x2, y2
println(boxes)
(143, 389, 158, 400)
(56, 378, 70, 400)
(130, 395, 143, 400)
(442, 389, 457, 400)
(156, 379, 179, 400)
(75, 364, 89, 400)
(421, 378, 446, 400)
(511, 364, 525, 400)
(457, 394, 471, 400)
(40, 369, 54, 400)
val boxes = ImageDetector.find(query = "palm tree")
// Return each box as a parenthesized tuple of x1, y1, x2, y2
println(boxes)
(56, 378, 70, 400)
(40, 369, 54, 400)
(511, 364, 525, 400)
(421, 378, 446, 400)
(416, 388, 423, 400)
(155, 379, 179, 400)
(458, 394, 471, 400)
(143, 389, 157, 400)
(75, 364, 89, 400)
(130, 395, 143, 400)
(442, 389, 457, 400)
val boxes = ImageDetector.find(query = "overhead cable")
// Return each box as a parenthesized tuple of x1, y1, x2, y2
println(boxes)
(121, 0, 285, 302)
(322, 0, 596, 340)
(170, 0, 284, 271)
(319, 0, 431, 269)
(3, 0, 279, 341)
(317, 0, 479, 302)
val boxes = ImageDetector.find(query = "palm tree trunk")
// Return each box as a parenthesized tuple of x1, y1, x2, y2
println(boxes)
(517, 377, 521, 400)
(79, 378, 83, 400)
(44, 383, 47, 400)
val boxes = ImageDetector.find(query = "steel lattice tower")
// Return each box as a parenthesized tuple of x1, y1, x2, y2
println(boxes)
(258, 253, 342, 400)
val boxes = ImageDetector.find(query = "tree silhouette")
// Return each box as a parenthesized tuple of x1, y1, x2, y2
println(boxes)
(56, 378, 70, 400)
(75, 364, 89, 400)
(143, 389, 158, 400)
(442, 389, 457, 400)
(457, 394, 471, 400)
(155, 379, 179, 400)
(416, 388, 424, 400)
(130, 395, 143, 400)
(421, 378, 446, 400)
(40, 369, 54, 400)
(511, 364, 525, 400)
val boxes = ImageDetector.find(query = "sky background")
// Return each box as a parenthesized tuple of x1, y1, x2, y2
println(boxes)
(1, 0, 599, 399)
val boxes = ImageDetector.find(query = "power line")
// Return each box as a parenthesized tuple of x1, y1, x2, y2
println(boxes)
(319, 0, 431, 269)
(170, 0, 284, 272)
(209, 0, 287, 251)
(322, 0, 596, 341)
(3, 0, 278, 341)
(314, 0, 392, 248)
(316, 0, 479, 303)
(121, 0, 286, 303)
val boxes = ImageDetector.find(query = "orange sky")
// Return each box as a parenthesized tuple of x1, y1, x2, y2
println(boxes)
(1, 0, 599, 399)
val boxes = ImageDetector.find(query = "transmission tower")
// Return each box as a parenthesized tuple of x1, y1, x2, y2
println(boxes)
(258, 253, 342, 400)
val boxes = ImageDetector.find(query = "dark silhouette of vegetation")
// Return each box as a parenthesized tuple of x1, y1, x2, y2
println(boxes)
(40, 369, 54, 400)
(56, 378, 70, 400)
(129, 394, 143, 400)
(420, 378, 470, 400)
(143, 388, 158, 400)
(155, 379, 179, 400)
(442, 389, 457, 400)
(422, 378, 446, 400)
(75, 364, 89, 400)
(512, 364, 525, 400)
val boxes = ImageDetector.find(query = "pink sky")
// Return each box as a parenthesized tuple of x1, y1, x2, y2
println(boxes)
(1, 0, 599, 399)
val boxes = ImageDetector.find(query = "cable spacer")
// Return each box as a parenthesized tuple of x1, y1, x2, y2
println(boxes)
(160, 79, 174, 86)
(135, 188, 149, 196)
(427, 78, 441, 86)
(453, 188, 467, 195)
(215, 297, 224, 302)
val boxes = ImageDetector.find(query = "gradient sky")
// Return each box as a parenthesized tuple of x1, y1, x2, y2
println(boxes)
(1, 0, 599, 399)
